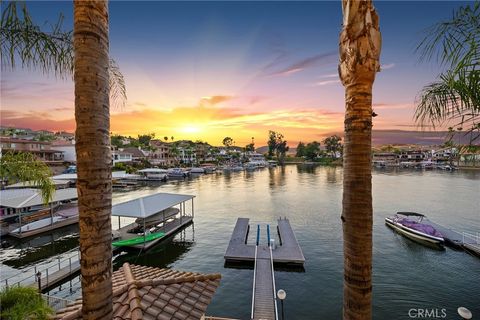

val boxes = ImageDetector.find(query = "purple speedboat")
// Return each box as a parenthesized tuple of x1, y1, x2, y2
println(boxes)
(385, 212, 445, 246)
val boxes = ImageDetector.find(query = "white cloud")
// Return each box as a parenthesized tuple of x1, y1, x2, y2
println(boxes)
(381, 63, 396, 70)
(313, 79, 341, 86)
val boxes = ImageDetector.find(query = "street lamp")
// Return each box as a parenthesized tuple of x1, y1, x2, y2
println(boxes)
(457, 307, 472, 320)
(277, 289, 286, 320)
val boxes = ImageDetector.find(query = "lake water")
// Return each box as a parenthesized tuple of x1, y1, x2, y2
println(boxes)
(1, 165, 479, 319)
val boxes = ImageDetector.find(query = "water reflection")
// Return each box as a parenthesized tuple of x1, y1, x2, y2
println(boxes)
(1, 225, 79, 268)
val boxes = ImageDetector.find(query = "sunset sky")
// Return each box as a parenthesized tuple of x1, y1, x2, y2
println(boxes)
(0, 1, 471, 146)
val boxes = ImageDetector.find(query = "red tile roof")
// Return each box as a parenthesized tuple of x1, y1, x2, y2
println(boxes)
(54, 263, 221, 320)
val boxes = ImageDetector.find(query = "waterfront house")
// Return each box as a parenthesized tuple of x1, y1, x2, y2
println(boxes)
(149, 140, 174, 166)
(54, 263, 221, 320)
(122, 147, 148, 163)
(0, 137, 64, 163)
(372, 152, 398, 167)
(112, 150, 134, 165)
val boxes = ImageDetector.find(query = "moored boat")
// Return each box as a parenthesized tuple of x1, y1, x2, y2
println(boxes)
(189, 167, 205, 174)
(137, 168, 168, 181)
(385, 212, 445, 247)
(111, 192, 195, 250)
(168, 168, 189, 178)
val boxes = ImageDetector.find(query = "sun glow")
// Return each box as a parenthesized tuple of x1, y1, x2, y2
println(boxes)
(181, 125, 202, 133)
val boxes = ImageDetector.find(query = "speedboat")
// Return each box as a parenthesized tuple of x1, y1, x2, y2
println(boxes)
(385, 212, 444, 246)
(168, 168, 189, 178)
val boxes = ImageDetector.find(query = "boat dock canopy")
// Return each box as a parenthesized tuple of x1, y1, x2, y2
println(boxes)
(112, 192, 195, 218)
(0, 188, 78, 209)
(5, 179, 70, 189)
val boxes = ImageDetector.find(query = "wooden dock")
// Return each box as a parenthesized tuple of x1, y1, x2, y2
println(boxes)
(252, 246, 276, 320)
(224, 217, 305, 265)
(225, 217, 304, 319)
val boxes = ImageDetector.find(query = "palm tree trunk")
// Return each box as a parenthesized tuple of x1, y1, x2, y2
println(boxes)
(73, 1, 112, 319)
(339, 1, 381, 320)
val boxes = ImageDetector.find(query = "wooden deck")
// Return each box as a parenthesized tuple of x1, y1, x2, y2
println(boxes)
(224, 218, 305, 265)
(252, 246, 276, 320)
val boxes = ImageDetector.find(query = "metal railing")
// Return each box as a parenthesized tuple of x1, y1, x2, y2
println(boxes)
(41, 294, 74, 311)
(2, 249, 80, 290)
(251, 224, 260, 319)
(462, 232, 480, 244)
(268, 225, 279, 320)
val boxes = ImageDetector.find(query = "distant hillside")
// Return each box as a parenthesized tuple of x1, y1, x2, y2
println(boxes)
(291, 130, 479, 146)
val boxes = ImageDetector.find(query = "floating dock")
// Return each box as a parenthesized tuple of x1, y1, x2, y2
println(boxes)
(225, 218, 304, 320)
(427, 219, 480, 257)
(224, 217, 305, 265)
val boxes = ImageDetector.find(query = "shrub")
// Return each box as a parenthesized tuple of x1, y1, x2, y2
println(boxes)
(0, 286, 53, 320)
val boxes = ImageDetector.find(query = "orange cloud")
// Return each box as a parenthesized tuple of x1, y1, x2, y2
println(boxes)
(1, 106, 344, 146)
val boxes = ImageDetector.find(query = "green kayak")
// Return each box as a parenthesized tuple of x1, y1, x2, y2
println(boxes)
(112, 232, 165, 247)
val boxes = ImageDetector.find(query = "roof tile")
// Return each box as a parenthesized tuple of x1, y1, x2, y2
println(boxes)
(54, 263, 221, 320)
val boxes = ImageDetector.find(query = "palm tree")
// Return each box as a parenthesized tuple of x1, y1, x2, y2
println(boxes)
(415, 2, 479, 143)
(73, 1, 112, 318)
(0, 152, 54, 204)
(1, 1, 126, 107)
(338, 1, 381, 319)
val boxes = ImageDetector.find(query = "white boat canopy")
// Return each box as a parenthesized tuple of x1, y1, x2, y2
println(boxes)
(112, 193, 195, 218)
(137, 168, 168, 173)
(52, 171, 134, 180)
(5, 179, 70, 189)
(0, 188, 78, 209)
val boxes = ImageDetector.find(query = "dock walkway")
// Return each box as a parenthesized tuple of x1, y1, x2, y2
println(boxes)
(427, 220, 480, 256)
(37, 260, 81, 291)
(252, 246, 276, 320)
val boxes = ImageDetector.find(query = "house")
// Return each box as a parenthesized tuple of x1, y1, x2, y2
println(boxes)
(432, 147, 458, 163)
(149, 140, 174, 166)
(372, 152, 398, 166)
(54, 263, 221, 320)
(122, 147, 147, 162)
(0, 137, 64, 162)
(52, 140, 76, 163)
(112, 150, 133, 165)
(398, 150, 426, 163)
(178, 146, 196, 164)
(55, 131, 75, 141)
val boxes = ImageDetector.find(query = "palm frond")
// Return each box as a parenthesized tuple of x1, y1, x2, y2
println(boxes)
(0, 151, 55, 205)
(416, 1, 480, 69)
(415, 2, 480, 142)
(0, 2, 127, 107)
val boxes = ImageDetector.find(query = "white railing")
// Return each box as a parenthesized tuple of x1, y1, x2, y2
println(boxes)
(270, 242, 278, 320)
(463, 232, 480, 244)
